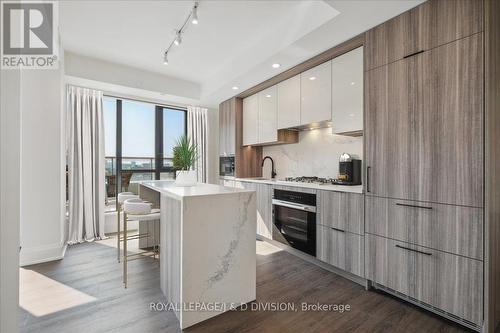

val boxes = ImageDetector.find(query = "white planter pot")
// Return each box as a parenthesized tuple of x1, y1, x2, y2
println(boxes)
(175, 170, 197, 186)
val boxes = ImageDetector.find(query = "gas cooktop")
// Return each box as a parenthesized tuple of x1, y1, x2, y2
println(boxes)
(281, 176, 358, 186)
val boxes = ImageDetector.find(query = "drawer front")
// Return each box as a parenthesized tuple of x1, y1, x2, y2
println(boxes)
(365, 234, 415, 297)
(413, 244, 483, 325)
(365, 196, 483, 260)
(272, 184, 317, 194)
(318, 190, 364, 235)
(317, 225, 364, 277)
(366, 234, 483, 326)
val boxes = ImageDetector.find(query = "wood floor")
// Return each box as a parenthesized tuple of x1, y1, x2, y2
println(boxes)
(20, 239, 471, 333)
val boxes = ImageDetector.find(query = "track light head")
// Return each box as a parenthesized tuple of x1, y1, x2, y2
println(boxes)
(163, 52, 169, 65)
(174, 30, 182, 46)
(191, 3, 199, 24)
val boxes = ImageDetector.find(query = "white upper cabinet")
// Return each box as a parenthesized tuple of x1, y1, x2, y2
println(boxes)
(277, 75, 301, 129)
(300, 61, 332, 125)
(331, 46, 364, 134)
(258, 86, 278, 143)
(242, 94, 259, 146)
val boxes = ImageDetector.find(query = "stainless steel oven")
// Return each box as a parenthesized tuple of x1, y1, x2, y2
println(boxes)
(272, 189, 316, 256)
(219, 156, 235, 176)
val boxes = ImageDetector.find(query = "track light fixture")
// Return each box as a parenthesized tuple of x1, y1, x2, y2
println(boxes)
(191, 3, 199, 24)
(174, 30, 182, 46)
(162, 2, 199, 65)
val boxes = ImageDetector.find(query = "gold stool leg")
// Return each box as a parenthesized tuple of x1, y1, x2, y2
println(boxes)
(123, 211, 128, 288)
(117, 202, 121, 263)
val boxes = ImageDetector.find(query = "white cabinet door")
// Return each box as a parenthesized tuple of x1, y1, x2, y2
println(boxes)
(300, 61, 332, 125)
(277, 75, 301, 129)
(258, 86, 278, 143)
(242, 94, 259, 146)
(331, 46, 363, 134)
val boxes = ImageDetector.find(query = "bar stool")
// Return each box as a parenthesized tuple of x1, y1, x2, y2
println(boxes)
(116, 192, 138, 262)
(122, 198, 160, 288)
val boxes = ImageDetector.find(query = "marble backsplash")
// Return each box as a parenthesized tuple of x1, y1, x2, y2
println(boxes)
(261, 128, 363, 179)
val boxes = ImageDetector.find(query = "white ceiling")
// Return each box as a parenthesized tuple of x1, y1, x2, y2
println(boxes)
(60, 0, 424, 108)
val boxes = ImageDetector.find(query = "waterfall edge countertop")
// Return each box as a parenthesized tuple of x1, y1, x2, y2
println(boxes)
(140, 180, 255, 199)
(138, 180, 257, 330)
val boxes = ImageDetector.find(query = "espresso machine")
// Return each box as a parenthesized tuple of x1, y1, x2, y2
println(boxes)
(335, 153, 361, 185)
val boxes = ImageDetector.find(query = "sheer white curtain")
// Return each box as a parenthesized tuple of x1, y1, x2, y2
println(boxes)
(66, 85, 106, 244)
(187, 106, 209, 183)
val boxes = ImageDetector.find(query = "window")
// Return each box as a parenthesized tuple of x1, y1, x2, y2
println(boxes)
(103, 97, 187, 204)
(122, 99, 156, 182)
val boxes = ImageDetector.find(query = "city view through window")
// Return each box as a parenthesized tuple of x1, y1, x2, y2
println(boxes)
(103, 96, 186, 200)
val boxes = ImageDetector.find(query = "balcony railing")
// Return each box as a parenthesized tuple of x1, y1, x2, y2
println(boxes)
(105, 156, 174, 174)
(105, 156, 175, 199)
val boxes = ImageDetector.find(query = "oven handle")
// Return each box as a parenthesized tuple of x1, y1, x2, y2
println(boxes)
(272, 199, 317, 213)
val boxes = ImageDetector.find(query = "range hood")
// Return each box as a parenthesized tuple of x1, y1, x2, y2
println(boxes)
(289, 120, 333, 131)
(288, 120, 363, 137)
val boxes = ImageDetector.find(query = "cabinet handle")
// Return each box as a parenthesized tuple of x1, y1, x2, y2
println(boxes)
(403, 50, 424, 59)
(395, 244, 432, 256)
(331, 227, 345, 233)
(366, 166, 371, 192)
(395, 203, 432, 210)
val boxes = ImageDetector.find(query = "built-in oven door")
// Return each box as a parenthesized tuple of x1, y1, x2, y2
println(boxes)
(272, 199, 316, 256)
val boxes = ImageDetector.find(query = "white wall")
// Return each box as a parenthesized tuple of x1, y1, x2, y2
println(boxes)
(1, 69, 22, 333)
(65, 51, 201, 105)
(19, 64, 66, 266)
(262, 128, 363, 179)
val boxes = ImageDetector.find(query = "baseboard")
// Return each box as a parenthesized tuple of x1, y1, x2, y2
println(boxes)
(20, 242, 66, 266)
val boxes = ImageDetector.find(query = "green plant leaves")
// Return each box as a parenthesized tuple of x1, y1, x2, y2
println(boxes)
(172, 135, 197, 171)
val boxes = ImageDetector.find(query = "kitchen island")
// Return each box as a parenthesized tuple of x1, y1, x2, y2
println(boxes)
(139, 180, 256, 329)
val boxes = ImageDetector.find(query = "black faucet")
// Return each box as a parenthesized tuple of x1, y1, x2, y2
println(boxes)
(261, 156, 277, 179)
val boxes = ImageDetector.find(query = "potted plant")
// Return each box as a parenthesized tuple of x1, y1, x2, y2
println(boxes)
(172, 135, 198, 186)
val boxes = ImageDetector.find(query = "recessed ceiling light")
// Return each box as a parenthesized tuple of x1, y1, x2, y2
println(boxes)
(265, 94, 271, 98)
(309, 76, 316, 81)
(350, 81, 356, 86)
(272, 63, 281, 68)
(349, 113, 355, 117)
(232, 86, 239, 90)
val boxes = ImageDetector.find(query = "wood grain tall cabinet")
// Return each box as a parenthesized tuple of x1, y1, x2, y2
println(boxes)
(219, 97, 262, 178)
(364, 0, 500, 332)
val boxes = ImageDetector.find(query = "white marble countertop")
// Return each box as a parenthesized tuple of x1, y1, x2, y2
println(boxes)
(140, 180, 254, 199)
(223, 177, 364, 194)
